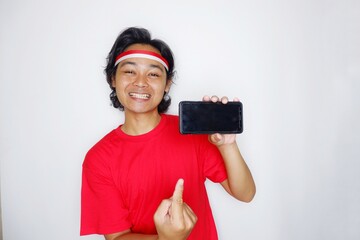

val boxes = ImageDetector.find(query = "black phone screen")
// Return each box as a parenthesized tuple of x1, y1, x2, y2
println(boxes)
(179, 101, 243, 134)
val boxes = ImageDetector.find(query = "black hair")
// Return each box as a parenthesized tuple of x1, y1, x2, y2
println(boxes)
(104, 27, 175, 113)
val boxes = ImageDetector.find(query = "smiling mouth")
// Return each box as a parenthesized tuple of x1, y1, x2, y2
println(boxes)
(129, 92, 151, 99)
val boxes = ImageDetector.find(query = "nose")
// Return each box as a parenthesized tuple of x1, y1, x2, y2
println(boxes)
(133, 73, 148, 88)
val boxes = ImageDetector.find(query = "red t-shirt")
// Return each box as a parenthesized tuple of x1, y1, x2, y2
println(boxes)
(81, 114, 227, 239)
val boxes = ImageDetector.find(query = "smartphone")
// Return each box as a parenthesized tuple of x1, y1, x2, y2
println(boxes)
(179, 101, 243, 134)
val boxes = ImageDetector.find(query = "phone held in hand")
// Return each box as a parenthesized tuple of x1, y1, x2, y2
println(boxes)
(179, 101, 243, 134)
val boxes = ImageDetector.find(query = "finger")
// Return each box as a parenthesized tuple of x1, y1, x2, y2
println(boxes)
(210, 133, 222, 143)
(233, 97, 240, 102)
(182, 208, 197, 230)
(172, 178, 184, 204)
(154, 199, 172, 222)
(210, 95, 219, 103)
(181, 207, 197, 233)
(183, 203, 197, 224)
(202, 95, 211, 102)
(170, 179, 185, 223)
(221, 96, 229, 104)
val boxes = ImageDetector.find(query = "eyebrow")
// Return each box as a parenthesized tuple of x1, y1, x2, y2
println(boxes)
(118, 61, 165, 72)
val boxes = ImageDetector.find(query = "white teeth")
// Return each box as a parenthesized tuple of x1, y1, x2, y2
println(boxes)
(129, 93, 150, 99)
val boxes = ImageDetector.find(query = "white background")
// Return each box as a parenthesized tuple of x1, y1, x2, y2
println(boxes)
(1, 0, 360, 239)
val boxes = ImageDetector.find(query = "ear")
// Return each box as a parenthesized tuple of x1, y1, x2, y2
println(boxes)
(111, 76, 116, 88)
(165, 79, 173, 93)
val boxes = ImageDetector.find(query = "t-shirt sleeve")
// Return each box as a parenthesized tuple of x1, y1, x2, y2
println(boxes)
(199, 136, 228, 183)
(80, 149, 132, 235)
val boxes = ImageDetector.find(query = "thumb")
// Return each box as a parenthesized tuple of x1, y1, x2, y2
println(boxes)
(210, 133, 222, 144)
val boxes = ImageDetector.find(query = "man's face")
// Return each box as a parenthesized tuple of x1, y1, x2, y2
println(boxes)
(112, 44, 171, 115)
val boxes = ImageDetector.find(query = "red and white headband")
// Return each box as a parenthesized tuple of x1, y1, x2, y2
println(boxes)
(114, 50, 169, 71)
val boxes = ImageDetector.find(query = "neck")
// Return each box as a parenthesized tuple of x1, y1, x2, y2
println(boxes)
(121, 111, 162, 136)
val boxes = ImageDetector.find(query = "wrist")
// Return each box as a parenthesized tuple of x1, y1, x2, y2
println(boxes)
(217, 141, 238, 151)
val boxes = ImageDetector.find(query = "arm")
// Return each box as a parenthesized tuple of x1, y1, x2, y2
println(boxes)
(204, 95, 256, 202)
(216, 136, 256, 202)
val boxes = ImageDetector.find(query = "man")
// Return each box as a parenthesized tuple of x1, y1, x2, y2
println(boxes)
(81, 27, 256, 240)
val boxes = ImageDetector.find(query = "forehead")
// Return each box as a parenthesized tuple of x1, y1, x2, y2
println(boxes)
(124, 44, 161, 54)
(118, 44, 166, 71)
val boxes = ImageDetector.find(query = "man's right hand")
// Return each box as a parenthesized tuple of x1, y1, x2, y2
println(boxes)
(153, 179, 197, 240)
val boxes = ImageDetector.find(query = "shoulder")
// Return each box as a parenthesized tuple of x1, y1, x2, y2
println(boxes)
(83, 129, 120, 169)
(161, 114, 180, 131)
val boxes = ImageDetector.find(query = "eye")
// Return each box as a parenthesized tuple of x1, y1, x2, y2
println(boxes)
(148, 69, 163, 78)
(149, 73, 160, 77)
(121, 69, 136, 76)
